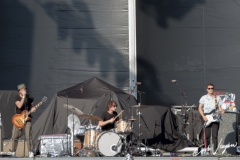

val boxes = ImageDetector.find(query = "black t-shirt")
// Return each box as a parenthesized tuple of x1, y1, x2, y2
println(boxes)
(100, 111, 118, 131)
(15, 94, 34, 117)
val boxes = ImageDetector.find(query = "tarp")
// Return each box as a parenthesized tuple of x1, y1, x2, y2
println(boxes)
(134, 105, 194, 151)
(32, 77, 138, 148)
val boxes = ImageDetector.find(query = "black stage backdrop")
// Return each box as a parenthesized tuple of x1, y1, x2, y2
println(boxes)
(136, 0, 240, 110)
(0, 0, 129, 124)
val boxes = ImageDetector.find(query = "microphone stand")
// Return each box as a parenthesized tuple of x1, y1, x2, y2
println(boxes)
(127, 83, 137, 150)
(173, 81, 187, 106)
(172, 81, 190, 139)
(23, 97, 27, 157)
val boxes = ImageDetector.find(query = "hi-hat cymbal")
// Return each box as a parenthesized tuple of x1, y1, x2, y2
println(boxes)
(63, 104, 84, 116)
(131, 105, 149, 109)
(79, 114, 103, 121)
(128, 118, 137, 121)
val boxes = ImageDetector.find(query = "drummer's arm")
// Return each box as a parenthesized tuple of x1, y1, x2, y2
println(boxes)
(98, 118, 115, 127)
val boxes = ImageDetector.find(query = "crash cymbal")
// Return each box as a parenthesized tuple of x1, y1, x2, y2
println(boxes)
(131, 105, 149, 109)
(63, 104, 84, 116)
(79, 114, 103, 121)
(128, 118, 137, 121)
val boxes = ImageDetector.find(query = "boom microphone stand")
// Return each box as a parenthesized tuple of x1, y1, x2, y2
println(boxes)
(171, 80, 188, 136)
(171, 80, 187, 106)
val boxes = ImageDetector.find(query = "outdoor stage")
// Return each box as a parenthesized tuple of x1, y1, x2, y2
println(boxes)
(1, 156, 240, 160)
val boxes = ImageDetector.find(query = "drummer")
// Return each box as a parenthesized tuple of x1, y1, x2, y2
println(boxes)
(98, 100, 121, 131)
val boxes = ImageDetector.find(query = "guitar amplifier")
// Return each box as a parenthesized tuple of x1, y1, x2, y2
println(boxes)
(3, 140, 28, 157)
(38, 134, 70, 157)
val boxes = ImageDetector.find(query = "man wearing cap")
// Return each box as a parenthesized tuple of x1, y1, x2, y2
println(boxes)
(10, 84, 36, 158)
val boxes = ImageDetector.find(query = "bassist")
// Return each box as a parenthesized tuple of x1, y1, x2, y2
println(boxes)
(198, 83, 225, 154)
(10, 84, 35, 157)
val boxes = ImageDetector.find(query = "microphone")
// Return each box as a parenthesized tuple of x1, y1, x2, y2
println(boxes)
(136, 82, 141, 85)
(171, 80, 177, 83)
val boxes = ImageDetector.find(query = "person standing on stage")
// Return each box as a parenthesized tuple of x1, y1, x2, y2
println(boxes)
(198, 83, 225, 153)
(98, 100, 120, 131)
(11, 84, 36, 158)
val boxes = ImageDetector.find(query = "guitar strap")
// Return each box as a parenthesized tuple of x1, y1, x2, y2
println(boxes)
(215, 95, 218, 109)
(24, 95, 28, 110)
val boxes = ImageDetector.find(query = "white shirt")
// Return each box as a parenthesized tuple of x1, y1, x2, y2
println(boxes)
(199, 94, 222, 113)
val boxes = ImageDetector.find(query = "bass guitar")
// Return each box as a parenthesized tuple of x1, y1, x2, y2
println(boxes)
(12, 96, 47, 128)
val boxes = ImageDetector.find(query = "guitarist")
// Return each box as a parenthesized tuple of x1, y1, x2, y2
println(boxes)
(10, 84, 36, 158)
(198, 83, 225, 154)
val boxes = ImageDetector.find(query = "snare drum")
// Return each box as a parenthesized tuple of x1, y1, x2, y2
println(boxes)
(95, 131, 122, 156)
(83, 125, 101, 148)
(116, 120, 132, 134)
(75, 125, 86, 136)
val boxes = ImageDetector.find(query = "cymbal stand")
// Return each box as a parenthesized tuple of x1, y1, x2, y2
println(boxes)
(135, 91, 145, 155)
(61, 88, 77, 156)
(136, 103, 142, 148)
(70, 109, 77, 156)
(140, 114, 150, 151)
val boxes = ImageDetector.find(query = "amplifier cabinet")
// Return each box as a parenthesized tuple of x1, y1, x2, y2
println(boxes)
(3, 140, 28, 157)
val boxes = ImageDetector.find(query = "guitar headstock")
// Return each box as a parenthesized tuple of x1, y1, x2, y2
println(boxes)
(42, 96, 48, 103)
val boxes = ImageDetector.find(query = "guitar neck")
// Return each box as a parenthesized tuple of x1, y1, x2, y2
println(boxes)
(27, 101, 43, 116)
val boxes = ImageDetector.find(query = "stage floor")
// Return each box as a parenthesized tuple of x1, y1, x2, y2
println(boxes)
(1, 152, 240, 160)
(1, 156, 240, 160)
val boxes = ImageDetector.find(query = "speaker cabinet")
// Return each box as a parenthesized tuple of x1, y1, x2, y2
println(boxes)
(217, 112, 237, 155)
(3, 140, 28, 157)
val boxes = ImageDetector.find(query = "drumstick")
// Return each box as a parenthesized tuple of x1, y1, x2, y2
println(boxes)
(114, 110, 124, 120)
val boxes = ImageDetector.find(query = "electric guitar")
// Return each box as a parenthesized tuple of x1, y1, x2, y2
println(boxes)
(204, 110, 221, 127)
(12, 96, 47, 128)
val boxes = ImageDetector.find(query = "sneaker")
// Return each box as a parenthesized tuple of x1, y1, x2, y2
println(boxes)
(29, 151, 34, 158)
(11, 152, 16, 158)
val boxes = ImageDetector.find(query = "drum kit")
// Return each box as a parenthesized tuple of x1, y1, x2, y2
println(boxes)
(63, 104, 161, 157)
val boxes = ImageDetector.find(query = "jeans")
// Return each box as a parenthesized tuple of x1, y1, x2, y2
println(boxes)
(205, 122, 219, 152)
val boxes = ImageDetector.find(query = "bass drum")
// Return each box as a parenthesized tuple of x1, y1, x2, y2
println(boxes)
(95, 131, 122, 156)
